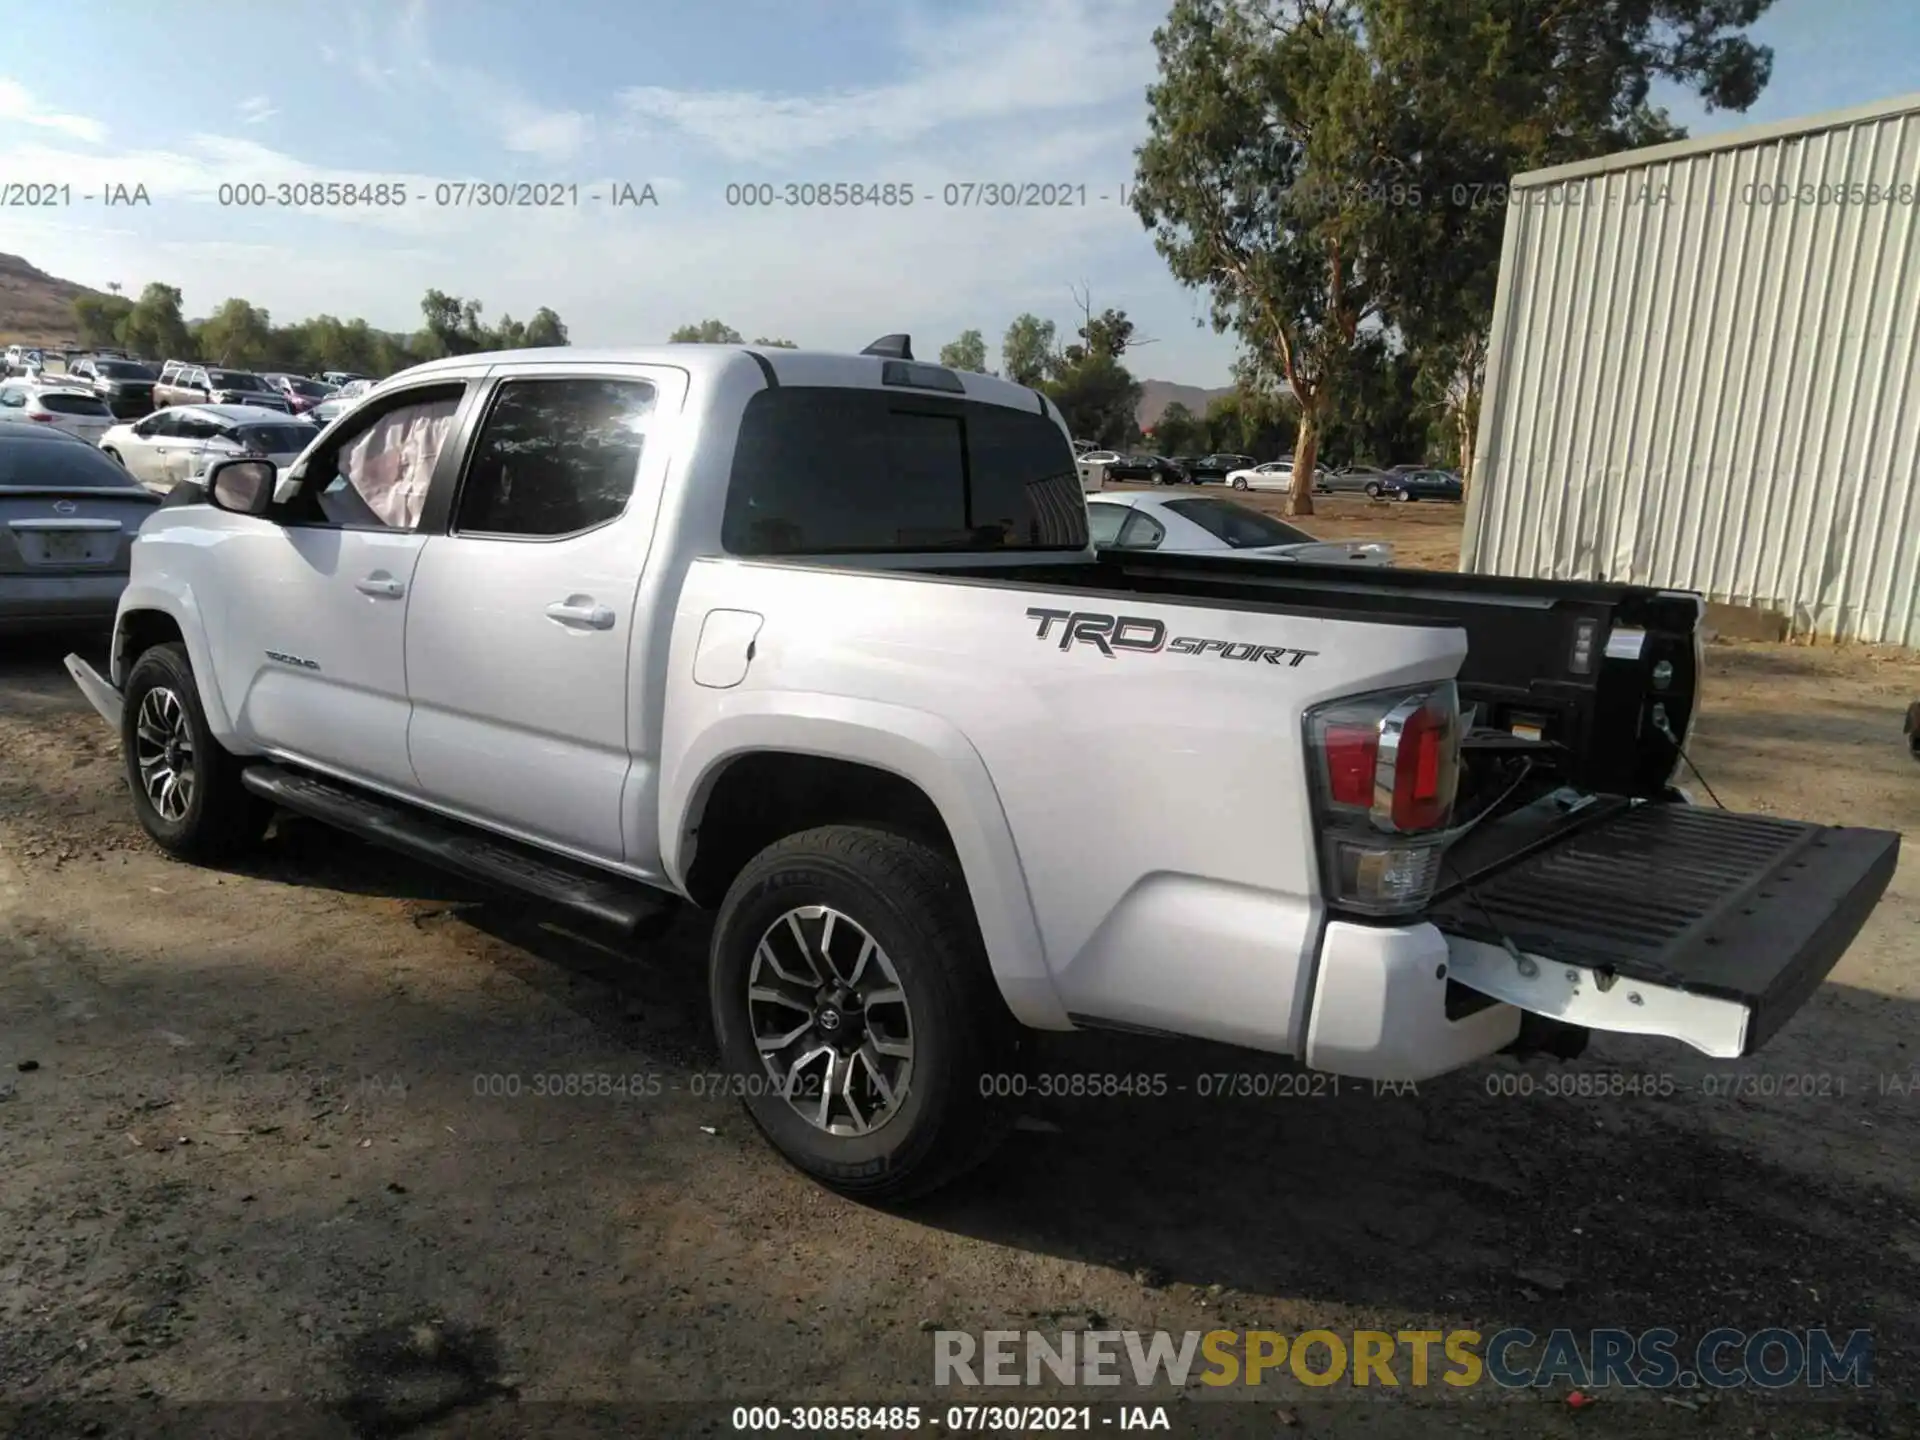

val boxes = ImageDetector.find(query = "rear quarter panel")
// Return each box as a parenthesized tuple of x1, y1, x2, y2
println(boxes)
(660, 557, 1467, 1050)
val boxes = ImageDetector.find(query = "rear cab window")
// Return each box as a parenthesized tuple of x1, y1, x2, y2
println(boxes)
(722, 387, 1086, 554)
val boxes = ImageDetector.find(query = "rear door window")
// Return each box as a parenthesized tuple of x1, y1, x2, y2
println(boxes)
(723, 387, 1085, 554)
(235, 424, 316, 454)
(38, 392, 111, 416)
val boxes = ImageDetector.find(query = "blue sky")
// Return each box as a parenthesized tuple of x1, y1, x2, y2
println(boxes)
(2, 0, 1915, 386)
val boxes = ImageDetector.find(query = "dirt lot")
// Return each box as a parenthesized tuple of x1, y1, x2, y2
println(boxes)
(2, 493, 1917, 1439)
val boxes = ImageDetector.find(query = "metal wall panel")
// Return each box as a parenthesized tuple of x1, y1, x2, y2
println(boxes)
(1463, 94, 1920, 646)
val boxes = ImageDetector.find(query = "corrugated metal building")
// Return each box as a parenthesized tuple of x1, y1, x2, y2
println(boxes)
(1462, 92, 1920, 646)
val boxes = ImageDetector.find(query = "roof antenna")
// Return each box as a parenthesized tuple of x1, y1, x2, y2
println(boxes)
(860, 334, 912, 360)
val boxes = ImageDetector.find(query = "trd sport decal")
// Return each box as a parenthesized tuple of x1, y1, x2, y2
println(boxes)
(1025, 607, 1317, 666)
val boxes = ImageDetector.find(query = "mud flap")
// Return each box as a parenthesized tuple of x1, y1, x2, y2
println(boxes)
(1432, 802, 1900, 1058)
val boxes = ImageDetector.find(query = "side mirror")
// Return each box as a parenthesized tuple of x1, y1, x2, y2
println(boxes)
(205, 457, 276, 516)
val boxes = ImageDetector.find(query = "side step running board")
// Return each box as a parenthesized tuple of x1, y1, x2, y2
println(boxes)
(241, 764, 674, 938)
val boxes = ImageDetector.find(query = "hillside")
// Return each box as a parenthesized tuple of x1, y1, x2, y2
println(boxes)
(1136, 378, 1234, 429)
(0, 253, 106, 347)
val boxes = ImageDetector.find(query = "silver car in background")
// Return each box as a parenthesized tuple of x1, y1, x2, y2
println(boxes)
(1085, 491, 1394, 565)
(97, 405, 318, 493)
(0, 380, 118, 443)
(0, 426, 161, 633)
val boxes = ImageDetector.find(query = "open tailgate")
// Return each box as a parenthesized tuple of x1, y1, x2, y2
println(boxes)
(1432, 800, 1900, 1058)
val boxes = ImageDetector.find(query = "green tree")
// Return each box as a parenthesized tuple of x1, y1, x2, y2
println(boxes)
(526, 308, 570, 348)
(72, 294, 134, 349)
(999, 314, 1057, 388)
(1152, 400, 1201, 455)
(118, 283, 191, 361)
(1042, 304, 1143, 447)
(669, 319, 744, 344)
(751, 336, 798, 348)
(1366, 0, 1774, 489)
(418, 289, 489, 357)
(1046, 352, 1140, 449)
(938, 329, 990, 373)
(198, 298, 275, 367)
(1132, 2, 1398, 514)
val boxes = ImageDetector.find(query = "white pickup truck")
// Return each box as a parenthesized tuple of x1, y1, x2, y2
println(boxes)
(66, 337, 1901, 1200)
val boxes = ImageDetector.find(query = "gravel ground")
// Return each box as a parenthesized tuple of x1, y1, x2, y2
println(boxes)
(1, 498, 1916, 1439)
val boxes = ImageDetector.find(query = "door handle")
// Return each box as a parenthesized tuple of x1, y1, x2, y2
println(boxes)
(356, 575, 405, 598)
(546, 600, 615, 630)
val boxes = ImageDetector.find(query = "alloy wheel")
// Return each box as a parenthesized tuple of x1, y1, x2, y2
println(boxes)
(747, 905, 915, 1136)
(133, 686, 196, 822)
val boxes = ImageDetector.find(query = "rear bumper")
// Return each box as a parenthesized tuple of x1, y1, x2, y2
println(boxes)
(1303, 920, 1522, 1081)
(0, 573, 127, 633)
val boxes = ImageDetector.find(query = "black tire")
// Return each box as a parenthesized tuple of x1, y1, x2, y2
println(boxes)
(1364, 482, 1381, 498)
(102, 447, 122, 465)
(121, 642, 271, 862)
(709, 825, 1018, 1202)
(1231, 476, 1248, 490)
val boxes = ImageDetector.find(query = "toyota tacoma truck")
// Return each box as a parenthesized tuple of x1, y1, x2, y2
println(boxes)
(65, 336, 1901, 1200)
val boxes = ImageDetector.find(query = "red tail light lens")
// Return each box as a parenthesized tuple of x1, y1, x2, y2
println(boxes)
(1322, 724, 1379, 807)
(1305, 682, 1462, 916)
(1389, 701, 1450, 831)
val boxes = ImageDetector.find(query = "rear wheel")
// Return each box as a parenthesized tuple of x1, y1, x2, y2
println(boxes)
(708, 825, 1017, 1202)
(121, 643, 271, 862)
(1364, 482, 1381, 498)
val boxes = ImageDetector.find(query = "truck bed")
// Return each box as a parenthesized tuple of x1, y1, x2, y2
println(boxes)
(932, 550, 1702, 800)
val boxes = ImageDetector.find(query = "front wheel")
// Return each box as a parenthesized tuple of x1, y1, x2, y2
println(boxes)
(1231, 476, 1248, 490)
(708, 825, 1017, 1202)
(121, 643, 271, 862)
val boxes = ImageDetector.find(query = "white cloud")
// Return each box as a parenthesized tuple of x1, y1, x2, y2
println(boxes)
(0, 0, 1242, 383)
(617, 0, 1160, 163)
(237, 95, 278, 126)
(498, 101, 591, 162)
(0, 78, 107, 144)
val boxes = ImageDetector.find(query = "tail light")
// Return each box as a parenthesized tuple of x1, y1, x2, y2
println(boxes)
(1305, 682, 1462, 916)
(25, 406, 53, 422)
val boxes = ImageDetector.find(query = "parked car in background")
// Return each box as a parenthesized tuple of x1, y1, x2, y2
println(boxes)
(263, 372, 338, 414)
(0, 380, 117, 443)
(65, 356, 160, 418)
(1184, 453, 1258, 484)
(1381, 468, 1465, 503)
(1070, 437, 1095, 455)
(307, 378, 374, 425)
(317, 370, 370, 388)
(4, 345, 46, 377)
(1225, 459, 1295, 491)
(99, 405, 317, 493)
(1085, 492, 1393, 565)
(1098, 452, 1187, 484)
(1316, 464, 1399, 497)
(0, 426, 162, 633)
(151, 365, 294, 413)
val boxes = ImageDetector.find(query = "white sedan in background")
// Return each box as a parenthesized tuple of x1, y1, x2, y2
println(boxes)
(1224, 459, 1295, 491)
(97, 404, 317, 493)
(0, 380, 116, 443)
(1085, 491, 1394, 565)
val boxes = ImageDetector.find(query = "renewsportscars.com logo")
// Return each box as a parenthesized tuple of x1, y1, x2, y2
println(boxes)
(932, 1327, 1872, 1391)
